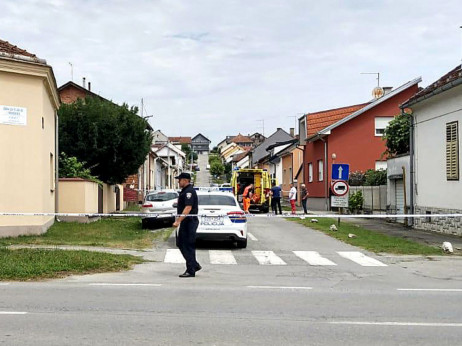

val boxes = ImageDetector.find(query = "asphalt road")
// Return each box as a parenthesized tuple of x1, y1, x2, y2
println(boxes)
(2, 218, 462, 345)
(194, 152, 210, 186)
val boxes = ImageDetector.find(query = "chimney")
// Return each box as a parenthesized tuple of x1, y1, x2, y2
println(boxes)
(383, 86, 393, 95)
(290, 128, 295, 137)
(277, 127, 282, 131)
(88, 82, 91, 91)
(82, 77, 86, 88)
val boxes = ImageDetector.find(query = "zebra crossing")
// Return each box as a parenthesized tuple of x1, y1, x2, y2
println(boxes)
(162, 249, 388, 267)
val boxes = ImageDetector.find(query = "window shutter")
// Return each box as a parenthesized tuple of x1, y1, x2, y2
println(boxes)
(446, 122, 459, 180)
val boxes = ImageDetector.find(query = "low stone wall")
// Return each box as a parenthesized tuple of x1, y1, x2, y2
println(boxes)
(414, 206, 462, 236)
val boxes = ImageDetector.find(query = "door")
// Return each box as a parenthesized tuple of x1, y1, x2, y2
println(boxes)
(395, 179, 405, 223)
(115, 186, 120, 211)
(98, 185, 104, 214)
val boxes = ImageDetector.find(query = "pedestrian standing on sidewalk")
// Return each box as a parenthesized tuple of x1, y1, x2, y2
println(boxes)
(270, 182, 282, 215)
(289, 183, 297, 215)
(301, 184, 309, 214)
(173, 172, 201, 278)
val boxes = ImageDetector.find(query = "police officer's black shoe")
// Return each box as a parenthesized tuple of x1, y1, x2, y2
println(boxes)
(179, 272, 195, 278)
(196, 264, 202, 272)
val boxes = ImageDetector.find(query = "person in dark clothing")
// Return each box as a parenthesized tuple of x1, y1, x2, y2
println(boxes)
(270, 182, 282, 215)
(173, 172, 201, 278)
(301, 184, 309, 214)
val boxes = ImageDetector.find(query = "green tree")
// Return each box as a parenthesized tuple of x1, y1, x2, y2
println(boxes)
(59, 152, 99, 182)
(181, 144, 197, 163)
(58, 97, 152, 184)
(383, 113, 411, 157)
(349, 171, 366, 186)
(210, 161, 225, 177)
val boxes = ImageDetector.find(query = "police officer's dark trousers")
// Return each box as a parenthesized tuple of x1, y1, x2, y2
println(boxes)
(176, 217, 199, 274)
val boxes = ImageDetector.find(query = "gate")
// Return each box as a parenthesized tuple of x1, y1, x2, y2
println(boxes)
(98, 184, 103, 213)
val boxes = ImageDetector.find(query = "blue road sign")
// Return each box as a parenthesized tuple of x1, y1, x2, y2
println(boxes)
(332, 164, 350, 180)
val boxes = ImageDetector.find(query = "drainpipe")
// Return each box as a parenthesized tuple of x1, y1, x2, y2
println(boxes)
(55, 110, 59, 216)
(320, 137, 329, 211)
(409, 114, 415, 226)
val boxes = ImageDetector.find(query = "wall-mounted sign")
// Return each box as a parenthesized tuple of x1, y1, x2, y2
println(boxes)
(0, 105, 27, 126)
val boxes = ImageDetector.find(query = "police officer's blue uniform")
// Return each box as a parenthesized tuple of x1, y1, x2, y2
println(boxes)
(176, 182, 200, 276)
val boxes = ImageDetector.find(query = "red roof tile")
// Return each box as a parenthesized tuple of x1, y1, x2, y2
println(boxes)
(230, 133, 253, 144)
(404, 65, 462, 106)
(0, 39, 37, 58)
(306, 103, 369, 135)
(168, 136, 192, 144)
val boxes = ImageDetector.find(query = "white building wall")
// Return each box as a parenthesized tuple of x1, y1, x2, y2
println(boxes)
(413, 86, 462, 210)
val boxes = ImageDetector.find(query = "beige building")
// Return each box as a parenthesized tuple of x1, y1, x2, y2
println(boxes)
(0, 39, 60, 237)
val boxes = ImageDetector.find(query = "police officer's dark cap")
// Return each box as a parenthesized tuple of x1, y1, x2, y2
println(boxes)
(175, 172, 191, 180)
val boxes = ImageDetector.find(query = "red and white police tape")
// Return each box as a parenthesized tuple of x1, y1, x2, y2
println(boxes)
(0, 212, 461, 219)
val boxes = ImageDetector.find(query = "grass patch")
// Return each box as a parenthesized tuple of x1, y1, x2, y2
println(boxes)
(0, 218, 173, 249)
(122, 204, 141, 212)
(290, 217, 444, 255)
(0, 248, 144, 281)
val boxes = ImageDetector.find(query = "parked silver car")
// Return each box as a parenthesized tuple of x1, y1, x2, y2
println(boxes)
(141, 190, 178, 229)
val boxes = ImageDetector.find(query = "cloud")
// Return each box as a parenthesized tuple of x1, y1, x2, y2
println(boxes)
(1, 0, 461, 145)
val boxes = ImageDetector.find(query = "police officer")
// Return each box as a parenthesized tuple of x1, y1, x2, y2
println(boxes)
(173, 172, 201, 278)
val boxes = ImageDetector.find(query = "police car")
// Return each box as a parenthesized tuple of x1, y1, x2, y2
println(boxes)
(195, 189, 248, 248)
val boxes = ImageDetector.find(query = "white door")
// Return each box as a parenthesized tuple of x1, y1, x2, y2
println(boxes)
(395, 179, 405, 224)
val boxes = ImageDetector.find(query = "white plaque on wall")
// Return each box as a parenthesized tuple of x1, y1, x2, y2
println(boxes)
(0, 105, 27, 126)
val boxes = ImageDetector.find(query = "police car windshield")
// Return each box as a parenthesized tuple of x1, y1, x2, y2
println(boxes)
(198, 195, 236, 206)
(146, 192, 178, 202)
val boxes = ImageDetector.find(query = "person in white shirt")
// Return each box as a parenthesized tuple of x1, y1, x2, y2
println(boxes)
(289, 183, 297, 215)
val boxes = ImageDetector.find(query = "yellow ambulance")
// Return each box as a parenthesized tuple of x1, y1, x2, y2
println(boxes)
(230, 168, 273, 213)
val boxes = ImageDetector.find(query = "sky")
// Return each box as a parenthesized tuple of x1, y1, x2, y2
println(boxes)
(1, 0, 461, 146)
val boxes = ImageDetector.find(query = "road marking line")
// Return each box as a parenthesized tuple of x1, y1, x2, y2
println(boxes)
(247, 233, 258, 241)
(88, 283, 162, 287)
(164, 249, 186, 264)
(337, 251, 387, 267)
(397, 288, 462, 292)
(293, 251, 337, 266)
(251, 251, 286, 265)
(209, 250, 237, 265)
(328, 321, 462, 327)
(0, 312, 28, 315)
(247, 286, 312, 290)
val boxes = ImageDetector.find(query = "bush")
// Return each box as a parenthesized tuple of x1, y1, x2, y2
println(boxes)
(364, 169, 387, 186)
(349, 171, 366, 186)
(349, 190, 364, 213)
(59, 152, 100, 183)
(383, 113, 411, 157)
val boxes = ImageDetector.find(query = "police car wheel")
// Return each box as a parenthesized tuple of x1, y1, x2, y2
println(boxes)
(236, 239, 247, 249)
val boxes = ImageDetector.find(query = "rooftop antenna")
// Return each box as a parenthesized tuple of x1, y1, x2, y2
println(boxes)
(256, 119, 265, 136)
(68, 62, 73, 81)
(361, 72, 380, 87)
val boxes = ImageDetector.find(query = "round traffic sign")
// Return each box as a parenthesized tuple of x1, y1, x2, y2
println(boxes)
(331, 180, 349, 197)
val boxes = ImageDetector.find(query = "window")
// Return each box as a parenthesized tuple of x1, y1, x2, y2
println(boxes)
(375, 117, 393, 136)
(308, 163, 313, 182)
(198, 195, 237, 206)
(446, 121, 459, 180)
(50, 153, 55, 192)
(375, 161, 387, 170)
(146, 192, 178, 201)
(318, 160, 323, 181)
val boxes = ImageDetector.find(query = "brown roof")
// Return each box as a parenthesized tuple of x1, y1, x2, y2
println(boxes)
(403, 65, 462, 106)
(230, 133, 253, 144)
(168, 136, 192, 144)
(0, 39, 37, 58)
(233, 149, 251, 162)
(306, 103, 369, 136)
